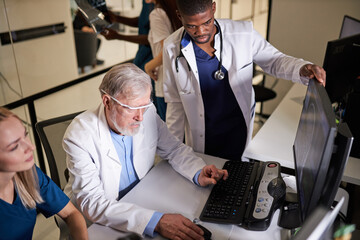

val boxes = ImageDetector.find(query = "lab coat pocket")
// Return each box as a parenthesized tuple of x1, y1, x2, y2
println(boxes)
(178, 76, 195, 96)
(238, 62, 253, 72)
(233, 62, 253, 96)
(236, 62, 253, 86)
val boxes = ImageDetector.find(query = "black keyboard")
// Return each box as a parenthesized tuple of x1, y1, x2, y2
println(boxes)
(199, 160, 286, 231)
(200, 161, 260, 223)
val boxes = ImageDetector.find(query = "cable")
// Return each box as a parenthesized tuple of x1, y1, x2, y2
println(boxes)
(0, 72, 22, 98)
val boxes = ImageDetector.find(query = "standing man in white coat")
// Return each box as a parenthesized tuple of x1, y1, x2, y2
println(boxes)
(163, 0, 326, 161)
(63, 63, 228, 240)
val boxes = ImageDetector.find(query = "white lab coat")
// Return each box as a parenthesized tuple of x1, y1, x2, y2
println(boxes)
(163, 19, 310, 153)
(63, 104, 206, 235)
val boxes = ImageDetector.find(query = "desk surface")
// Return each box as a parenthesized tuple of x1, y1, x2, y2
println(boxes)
(88, 153, 286, 240)
(243, 83, 360, 185)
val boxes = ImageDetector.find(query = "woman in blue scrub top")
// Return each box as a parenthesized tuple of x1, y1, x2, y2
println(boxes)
(0, 107, 88, 240)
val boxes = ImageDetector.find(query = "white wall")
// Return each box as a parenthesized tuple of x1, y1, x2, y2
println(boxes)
(0, 0, 78, 103)
(262, 0, 360, 115)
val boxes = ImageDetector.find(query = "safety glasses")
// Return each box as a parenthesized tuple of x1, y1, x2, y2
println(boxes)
(101, 89, 152, 114)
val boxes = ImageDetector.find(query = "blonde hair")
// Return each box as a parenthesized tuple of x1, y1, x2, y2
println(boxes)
(0, 107, 43, 208)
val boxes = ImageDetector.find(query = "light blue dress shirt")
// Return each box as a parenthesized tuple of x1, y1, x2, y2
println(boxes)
(110, 129, 163, 236)
(110, 130, 137, 191)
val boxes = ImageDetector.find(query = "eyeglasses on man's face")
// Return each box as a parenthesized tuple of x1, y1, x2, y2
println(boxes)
(101, 89, 152, 114)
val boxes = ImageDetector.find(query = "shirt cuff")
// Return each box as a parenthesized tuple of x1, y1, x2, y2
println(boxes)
(144, 212, 164, 237)
(193, 169, 202, 185)
(300, 76, 310, 85)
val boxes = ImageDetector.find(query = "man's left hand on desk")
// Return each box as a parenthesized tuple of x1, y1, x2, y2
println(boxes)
(198, 164, 228, 186)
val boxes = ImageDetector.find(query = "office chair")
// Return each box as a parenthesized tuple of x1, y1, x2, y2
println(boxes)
(252, 65, 278, 120)
(35, 111, 83, 240)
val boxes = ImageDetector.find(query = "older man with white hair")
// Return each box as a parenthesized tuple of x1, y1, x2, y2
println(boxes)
(63, 63, 228, 240)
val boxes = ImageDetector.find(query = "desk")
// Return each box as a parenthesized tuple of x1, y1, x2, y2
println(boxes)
(243, 83, 360, 185)
(88, 153, 286, 240)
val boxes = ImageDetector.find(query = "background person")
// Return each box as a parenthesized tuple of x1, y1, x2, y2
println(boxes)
(163, 0, 326, 161)
(73, 9, 104, 65)
(101, 0, 154, 71)
(63, 63, 228, 239)
(0, 107, 88, 240)
(101, 0, 158, 116)
(144, 0, 182, 121)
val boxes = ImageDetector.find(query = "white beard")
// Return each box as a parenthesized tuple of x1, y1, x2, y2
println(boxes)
(109, 110, 141, 136)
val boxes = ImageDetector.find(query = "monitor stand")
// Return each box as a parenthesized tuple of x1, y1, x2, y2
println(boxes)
(278, 192, 302, 229)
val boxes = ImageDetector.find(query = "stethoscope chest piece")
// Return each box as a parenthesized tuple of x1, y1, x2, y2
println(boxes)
(214, 69, 225, 80)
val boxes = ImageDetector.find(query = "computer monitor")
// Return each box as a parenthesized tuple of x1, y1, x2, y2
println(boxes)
(75, 0, 112, 33)
(320, 123, 353, 208)
(339, 15, 360, 39)
(86, 0, 109, 13)
(323, 33, 360, 158)
(291, 197, 345, 240)
(279, 80, 353, 230)
(323, 33, 360, 104)
(293, 79, 337, 222)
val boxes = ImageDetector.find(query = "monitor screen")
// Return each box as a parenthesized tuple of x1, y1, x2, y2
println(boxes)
(75, 0, 112, 33)
(293, 79, 337, 222)
(340, 15, 360, 39)
(323, 33, 360, 104)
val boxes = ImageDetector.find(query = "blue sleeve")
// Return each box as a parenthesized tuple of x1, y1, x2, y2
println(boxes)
(35, 166, 70, 218)
(193, 169, 202, 185)
(144, 212, 164, 237)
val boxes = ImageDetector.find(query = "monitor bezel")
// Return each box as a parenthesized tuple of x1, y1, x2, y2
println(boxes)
(320, 123, 353, 208)
(339, 15, 360, 39)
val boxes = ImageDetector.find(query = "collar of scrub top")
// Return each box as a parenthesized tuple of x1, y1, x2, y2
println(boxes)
(175, 19, 223, 76)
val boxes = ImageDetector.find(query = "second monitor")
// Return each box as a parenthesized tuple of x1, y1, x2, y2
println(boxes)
(279, 79, 353, 229)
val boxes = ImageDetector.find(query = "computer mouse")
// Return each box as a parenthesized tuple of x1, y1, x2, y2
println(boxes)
(196, 224, 212, 240)
(267, 177, 286, 200)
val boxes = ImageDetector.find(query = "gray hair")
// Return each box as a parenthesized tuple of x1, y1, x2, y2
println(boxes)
(99, 63, 152, 100)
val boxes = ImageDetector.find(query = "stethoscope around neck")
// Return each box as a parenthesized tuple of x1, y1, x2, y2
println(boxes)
(175, 19, 225, 81)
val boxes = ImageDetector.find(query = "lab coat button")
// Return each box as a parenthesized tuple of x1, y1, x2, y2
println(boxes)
(200, 114, 203, 117)
(200, 135, 203, 137)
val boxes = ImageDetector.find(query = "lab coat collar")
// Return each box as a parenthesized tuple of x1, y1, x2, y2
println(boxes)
(213, 21, 222, 61)
(131, 119, 145, 162)
(97, 105, 120, 164)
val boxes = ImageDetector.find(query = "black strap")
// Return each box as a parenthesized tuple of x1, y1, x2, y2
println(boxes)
(117, 179, 140, 200)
